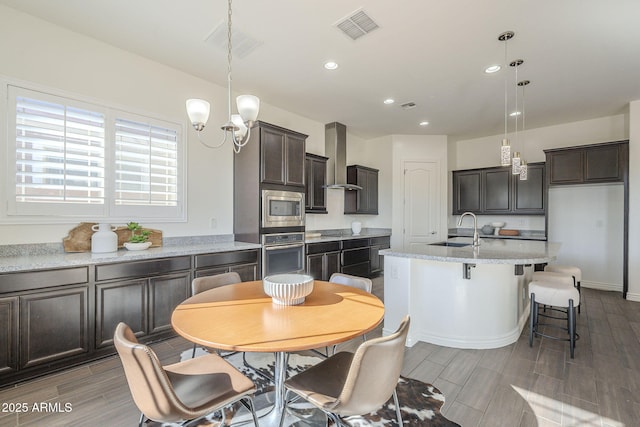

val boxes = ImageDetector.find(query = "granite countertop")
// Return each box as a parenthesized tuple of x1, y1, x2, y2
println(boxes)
(380, 237, 560, 265)
(0, 241, 262, 274)
(448, 228, 547, 241)
(305, 228, 391, 244)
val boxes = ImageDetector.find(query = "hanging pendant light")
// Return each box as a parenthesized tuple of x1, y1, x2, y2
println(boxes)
(186, 0, 260, 153)
(498, 31, 514, 166)
(510, 59, 523, 175)
(518, 79, 530, 180)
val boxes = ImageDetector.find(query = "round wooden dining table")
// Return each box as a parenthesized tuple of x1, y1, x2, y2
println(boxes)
(171, 279, 384, 425)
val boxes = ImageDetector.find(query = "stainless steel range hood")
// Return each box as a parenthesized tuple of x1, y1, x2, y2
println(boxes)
(324, 122, 362, 190)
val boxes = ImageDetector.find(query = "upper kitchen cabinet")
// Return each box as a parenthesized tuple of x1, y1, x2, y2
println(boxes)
(305, 153, 328, 213)
(545, 141, 628, 185)
(452, 170, 482, 214)
(344, 165, 379, 214)
(258, 122, 306, 188)
(452, 163, 545, 215)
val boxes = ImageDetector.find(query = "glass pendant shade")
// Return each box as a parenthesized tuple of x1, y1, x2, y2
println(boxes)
(186, 99, 211, 130)
(519, 160, 528, 180)
(237, 95, 260, 123)
(512, 152, 521, 175)
(231, 114, 248, 138)
(501, 139, 511, 166)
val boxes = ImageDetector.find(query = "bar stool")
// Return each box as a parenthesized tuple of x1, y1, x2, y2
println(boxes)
(529, 280, 580, 358)
(544, 265, 582, 312)
(532, 271, 575, 314)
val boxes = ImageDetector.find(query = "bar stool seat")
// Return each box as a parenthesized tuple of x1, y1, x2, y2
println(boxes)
(529, 280, 580, 358)
(544, 264, 582, 313)
(532, 271, 574, 286)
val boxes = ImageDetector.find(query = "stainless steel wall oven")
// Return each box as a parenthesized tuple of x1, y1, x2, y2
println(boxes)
(261, 232, 305, 277)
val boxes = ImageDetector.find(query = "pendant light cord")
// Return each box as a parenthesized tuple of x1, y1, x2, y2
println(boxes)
(504, 40, 508, 139)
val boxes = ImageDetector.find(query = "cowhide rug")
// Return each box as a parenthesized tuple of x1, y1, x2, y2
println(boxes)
(145, 349, 460, 426)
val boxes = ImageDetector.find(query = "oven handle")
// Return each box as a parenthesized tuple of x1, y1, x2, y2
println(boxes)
(264, 243, 305, 251)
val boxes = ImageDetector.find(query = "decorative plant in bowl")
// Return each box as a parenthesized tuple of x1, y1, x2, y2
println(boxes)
(124, 222, 152, 251)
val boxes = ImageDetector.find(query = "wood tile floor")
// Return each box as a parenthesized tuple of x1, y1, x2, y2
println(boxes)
(1, 278, 639, 426)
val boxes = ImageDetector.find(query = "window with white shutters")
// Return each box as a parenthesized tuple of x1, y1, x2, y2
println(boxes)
(5, 84, 185, 222)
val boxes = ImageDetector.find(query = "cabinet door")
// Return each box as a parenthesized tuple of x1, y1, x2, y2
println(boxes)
(148, 273, 190, 335)
(229, 263, 258, 282)
(585, 144, 621, 182)
(370, 246, 381, 274)
(548, 150, 583, 184)
(305, 157, 313, 211)
(0, 297, 18, 374)
(483, 168, 511, 212)
(311, 158, 327, 211)
(20, 287, 89, 368)
(260, 127, 286, 185)
(96, 279, 147, 348)
(285, 134, 306, 187)
(453, 170, 481, 213)
(366, 169, 379, 214)
(514, 163, 545, 213)
(325, 252, 341, 281)
(306, 253, 324, 280)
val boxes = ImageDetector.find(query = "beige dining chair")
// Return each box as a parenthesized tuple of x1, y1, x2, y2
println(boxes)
(191, 271, 242, 358)
(114, 322, 260, 427)
(329, 272, 373, 293)
(279, 315, 410, 427)
(325, 272, 374, 355)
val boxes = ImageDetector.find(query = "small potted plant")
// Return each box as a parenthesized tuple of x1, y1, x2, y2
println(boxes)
(124, 222, 153, 251)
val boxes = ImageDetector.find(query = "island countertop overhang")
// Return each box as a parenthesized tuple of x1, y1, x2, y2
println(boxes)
(380, 237, 560, 265)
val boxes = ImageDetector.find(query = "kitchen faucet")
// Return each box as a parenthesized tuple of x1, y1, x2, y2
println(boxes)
(457, 212, 480, 247)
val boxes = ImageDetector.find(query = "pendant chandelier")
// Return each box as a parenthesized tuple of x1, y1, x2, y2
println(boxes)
(186, 0, 260, 153)
(517, 79, 530, 180)
(510, 58, 524, 175)
(498, 31, 514, 167)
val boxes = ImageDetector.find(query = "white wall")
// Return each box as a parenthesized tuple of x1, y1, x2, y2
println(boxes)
(0, 6, 389, 244)
(548, 184, 624, 291)
(391, 135, 449, 249)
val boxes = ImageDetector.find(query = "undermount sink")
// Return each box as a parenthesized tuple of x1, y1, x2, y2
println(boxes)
(429, 241, 471, 248)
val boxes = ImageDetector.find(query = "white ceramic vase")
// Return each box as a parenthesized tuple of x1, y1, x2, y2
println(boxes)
(91, 223, 118, 253)
(351, 221, 362, 236)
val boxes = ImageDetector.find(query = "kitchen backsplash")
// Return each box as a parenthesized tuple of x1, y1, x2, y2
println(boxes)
(448, 214, 545, 231)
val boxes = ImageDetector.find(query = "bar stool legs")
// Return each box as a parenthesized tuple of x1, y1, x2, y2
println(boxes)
(529, 280, 580, 358)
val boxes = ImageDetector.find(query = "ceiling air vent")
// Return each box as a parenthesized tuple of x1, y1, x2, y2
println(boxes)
(401, 102, 417, 110)
(335, 9, 379, 40)
(205, 21, 262, 59)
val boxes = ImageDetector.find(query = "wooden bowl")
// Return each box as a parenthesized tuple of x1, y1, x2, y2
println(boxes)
(498, 229, 520, 236)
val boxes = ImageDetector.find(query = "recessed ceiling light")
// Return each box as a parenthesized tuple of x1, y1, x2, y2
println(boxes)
(383, 98, 395, 105)
(485, 65, 501, 74)
(510, 111, 521, 117)
(324, 61, 339, 70)
(419, 121, 429, 126)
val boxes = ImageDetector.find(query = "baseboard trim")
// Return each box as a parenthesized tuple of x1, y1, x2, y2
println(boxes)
(625, 292, 640, 302)
(581, 280, 622, 293)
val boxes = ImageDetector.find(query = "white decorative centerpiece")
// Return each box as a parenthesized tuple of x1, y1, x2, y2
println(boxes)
(263, 274, 314, 305)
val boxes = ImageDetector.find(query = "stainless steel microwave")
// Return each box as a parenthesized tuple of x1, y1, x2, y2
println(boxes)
(261, 190, 305, 228)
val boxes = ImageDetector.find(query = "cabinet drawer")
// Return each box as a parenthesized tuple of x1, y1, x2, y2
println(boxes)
(306, 241, 340, 255)
(195, 250, 258, 269)
(342, 247, 370, 266)
(0, 267, 88, 293)
(96, 257, 191, 281)
(341, 262, 370, 277)
(370, 236, 390, 248)
(341, 238, 369, 250)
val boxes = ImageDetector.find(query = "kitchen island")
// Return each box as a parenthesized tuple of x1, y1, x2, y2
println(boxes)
(381, 237, 560, 349)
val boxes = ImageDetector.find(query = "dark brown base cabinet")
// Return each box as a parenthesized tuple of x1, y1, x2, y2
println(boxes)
(369, 236, 390, 276)
(0, 248, 259, 386)
(306, 241, 340, 281)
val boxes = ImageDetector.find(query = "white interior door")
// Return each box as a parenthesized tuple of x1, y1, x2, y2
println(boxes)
(403, 161, 441, 250)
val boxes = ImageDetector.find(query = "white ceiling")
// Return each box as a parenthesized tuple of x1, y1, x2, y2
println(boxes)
(2, 0, 639, 140)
